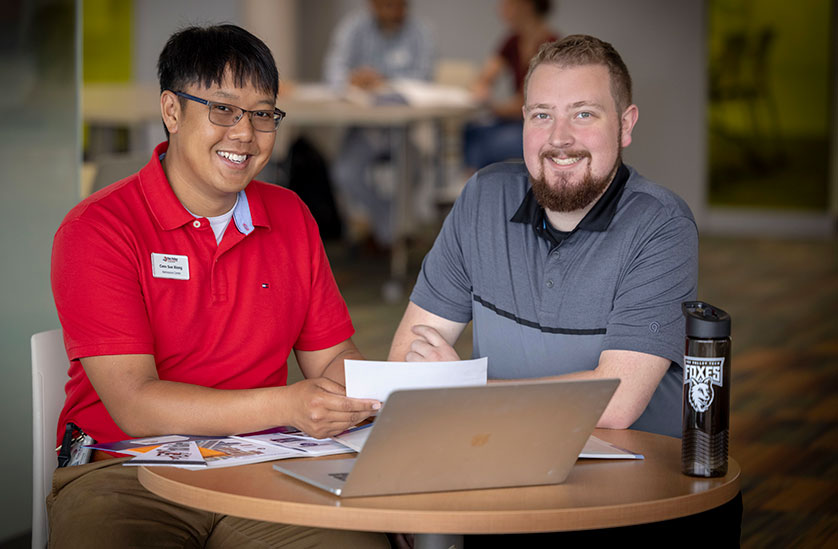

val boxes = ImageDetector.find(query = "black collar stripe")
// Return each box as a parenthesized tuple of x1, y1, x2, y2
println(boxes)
(510, 163, 630, 236)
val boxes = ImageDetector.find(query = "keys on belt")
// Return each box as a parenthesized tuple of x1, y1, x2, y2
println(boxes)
(56, 422, 96, 467)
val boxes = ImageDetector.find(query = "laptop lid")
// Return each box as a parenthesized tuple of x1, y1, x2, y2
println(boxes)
(273, 378, 619, 497)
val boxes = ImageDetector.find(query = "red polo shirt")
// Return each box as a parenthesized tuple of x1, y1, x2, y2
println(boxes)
(52, 142, 354, 445)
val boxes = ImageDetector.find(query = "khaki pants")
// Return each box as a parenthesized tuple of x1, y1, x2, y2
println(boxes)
(47, 458, 391, 548)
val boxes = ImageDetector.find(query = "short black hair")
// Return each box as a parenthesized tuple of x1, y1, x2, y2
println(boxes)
(157, 24, 279, 98)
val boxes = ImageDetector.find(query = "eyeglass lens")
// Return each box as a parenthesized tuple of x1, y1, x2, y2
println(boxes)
(208, 103, 280, 132)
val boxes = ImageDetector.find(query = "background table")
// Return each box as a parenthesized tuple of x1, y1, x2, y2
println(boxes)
(277, 92, 476, 298)
(138, 428, 740, 536)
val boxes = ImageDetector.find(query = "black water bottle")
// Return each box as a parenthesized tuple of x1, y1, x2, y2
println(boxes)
(681, 301, 731, 477)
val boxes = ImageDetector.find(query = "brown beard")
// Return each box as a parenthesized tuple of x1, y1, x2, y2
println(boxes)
(529, 149, 622, 213)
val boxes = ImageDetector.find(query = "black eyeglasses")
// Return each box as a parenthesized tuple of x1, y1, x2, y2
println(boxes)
(167, 90, 286, 133)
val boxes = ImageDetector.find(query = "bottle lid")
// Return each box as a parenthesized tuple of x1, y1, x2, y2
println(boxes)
(682, 301, 731, 339)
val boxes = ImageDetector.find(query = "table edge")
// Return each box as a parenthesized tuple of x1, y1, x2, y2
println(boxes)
(138, 460, 740, 534)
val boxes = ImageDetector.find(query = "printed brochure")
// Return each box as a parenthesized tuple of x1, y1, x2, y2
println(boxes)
(85, 426, 357, 469)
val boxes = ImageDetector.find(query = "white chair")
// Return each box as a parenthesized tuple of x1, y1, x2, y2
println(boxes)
(31, 329, 70, 549)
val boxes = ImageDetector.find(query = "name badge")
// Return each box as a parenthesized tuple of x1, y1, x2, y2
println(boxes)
(151, 253, 190, 280)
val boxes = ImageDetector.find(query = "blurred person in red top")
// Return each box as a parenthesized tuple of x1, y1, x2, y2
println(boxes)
(464, 0, 559, 171)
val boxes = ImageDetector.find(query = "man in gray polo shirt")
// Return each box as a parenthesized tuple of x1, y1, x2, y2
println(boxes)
(389, 35, 698, 438)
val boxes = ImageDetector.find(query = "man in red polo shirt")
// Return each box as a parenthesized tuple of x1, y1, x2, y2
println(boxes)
(48, 25, 388, 548)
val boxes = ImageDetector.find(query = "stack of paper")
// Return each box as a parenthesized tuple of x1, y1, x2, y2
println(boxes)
(122, 440, 206, 467)
(85, 427, 357, 469)
(389, 79, 476, 108)
(340, 79, 476, 108)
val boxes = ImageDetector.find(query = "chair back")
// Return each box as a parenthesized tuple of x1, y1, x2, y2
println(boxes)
(31, 329, 70, 549)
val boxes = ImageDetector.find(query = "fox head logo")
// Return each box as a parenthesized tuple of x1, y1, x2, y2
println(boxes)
(689, 380, 714, 413)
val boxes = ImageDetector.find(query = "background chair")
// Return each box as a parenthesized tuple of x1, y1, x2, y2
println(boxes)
(84, 152, 149, 197)
(31, 329, 70, 549)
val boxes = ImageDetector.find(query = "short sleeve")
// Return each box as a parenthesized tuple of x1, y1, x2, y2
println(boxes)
(409, 180, 476, 323)
(602, 215, 698, 365)
(51, 218, 155, 360)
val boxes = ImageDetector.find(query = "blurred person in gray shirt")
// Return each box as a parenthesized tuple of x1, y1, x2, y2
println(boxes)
(324, 0, 434, 250)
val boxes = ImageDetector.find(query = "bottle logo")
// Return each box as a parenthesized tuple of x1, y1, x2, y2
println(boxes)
(683, 356, 724, 413)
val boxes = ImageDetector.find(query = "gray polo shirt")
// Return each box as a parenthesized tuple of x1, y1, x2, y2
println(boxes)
(410, 162, 698, 437)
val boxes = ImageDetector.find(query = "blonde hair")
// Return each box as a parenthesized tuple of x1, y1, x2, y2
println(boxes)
(524, 34, 633, 113)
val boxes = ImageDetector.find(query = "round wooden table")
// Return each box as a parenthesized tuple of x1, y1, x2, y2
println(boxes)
(138, 429, 739, 537)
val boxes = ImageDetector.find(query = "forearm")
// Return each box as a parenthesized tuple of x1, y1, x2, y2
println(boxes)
(472, 55, 503, 100)
(296, 338, 364, 385)
(110, 379, 292, 437)
(492, 370, 639, 429)
(388, 313, 420, 361)
(491, 350, 670, 430)
(389, 303, 467, 362)
(83, 345, 378, 440)
(528, 370, 640, 429)
(319, 346, 364, 385)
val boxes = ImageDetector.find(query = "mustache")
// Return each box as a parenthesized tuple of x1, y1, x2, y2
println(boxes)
(539, 148, 592, 161)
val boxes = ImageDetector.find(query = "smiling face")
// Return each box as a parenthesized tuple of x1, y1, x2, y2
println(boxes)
(160, 70, 277, 216)
(522, 63, 637, 213)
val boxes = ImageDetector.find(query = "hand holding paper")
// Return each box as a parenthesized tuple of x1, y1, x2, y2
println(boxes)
(284, 377, 380, 439)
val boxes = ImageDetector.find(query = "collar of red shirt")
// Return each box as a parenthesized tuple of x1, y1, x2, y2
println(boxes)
(137, 141, 270, 235)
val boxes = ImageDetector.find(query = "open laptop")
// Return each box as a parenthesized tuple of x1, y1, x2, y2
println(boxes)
(272, 378, 619, 497)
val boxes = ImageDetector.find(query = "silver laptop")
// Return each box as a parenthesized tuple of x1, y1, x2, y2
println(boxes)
(273, 378, 619, 497)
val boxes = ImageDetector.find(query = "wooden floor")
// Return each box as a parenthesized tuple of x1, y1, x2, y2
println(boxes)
(698, 236, 838, 547)
(327, 233, 838, 548)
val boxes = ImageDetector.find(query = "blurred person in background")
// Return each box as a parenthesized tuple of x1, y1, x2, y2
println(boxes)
(324, 0, 435, 252)
(464, 0, 558, 172)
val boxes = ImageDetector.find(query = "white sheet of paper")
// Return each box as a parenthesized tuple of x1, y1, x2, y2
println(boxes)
(579, 435, 644, 459)
(344, 358, 488, 402)
(331, 423, 374, 452)
(128, 435, 188, 445)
